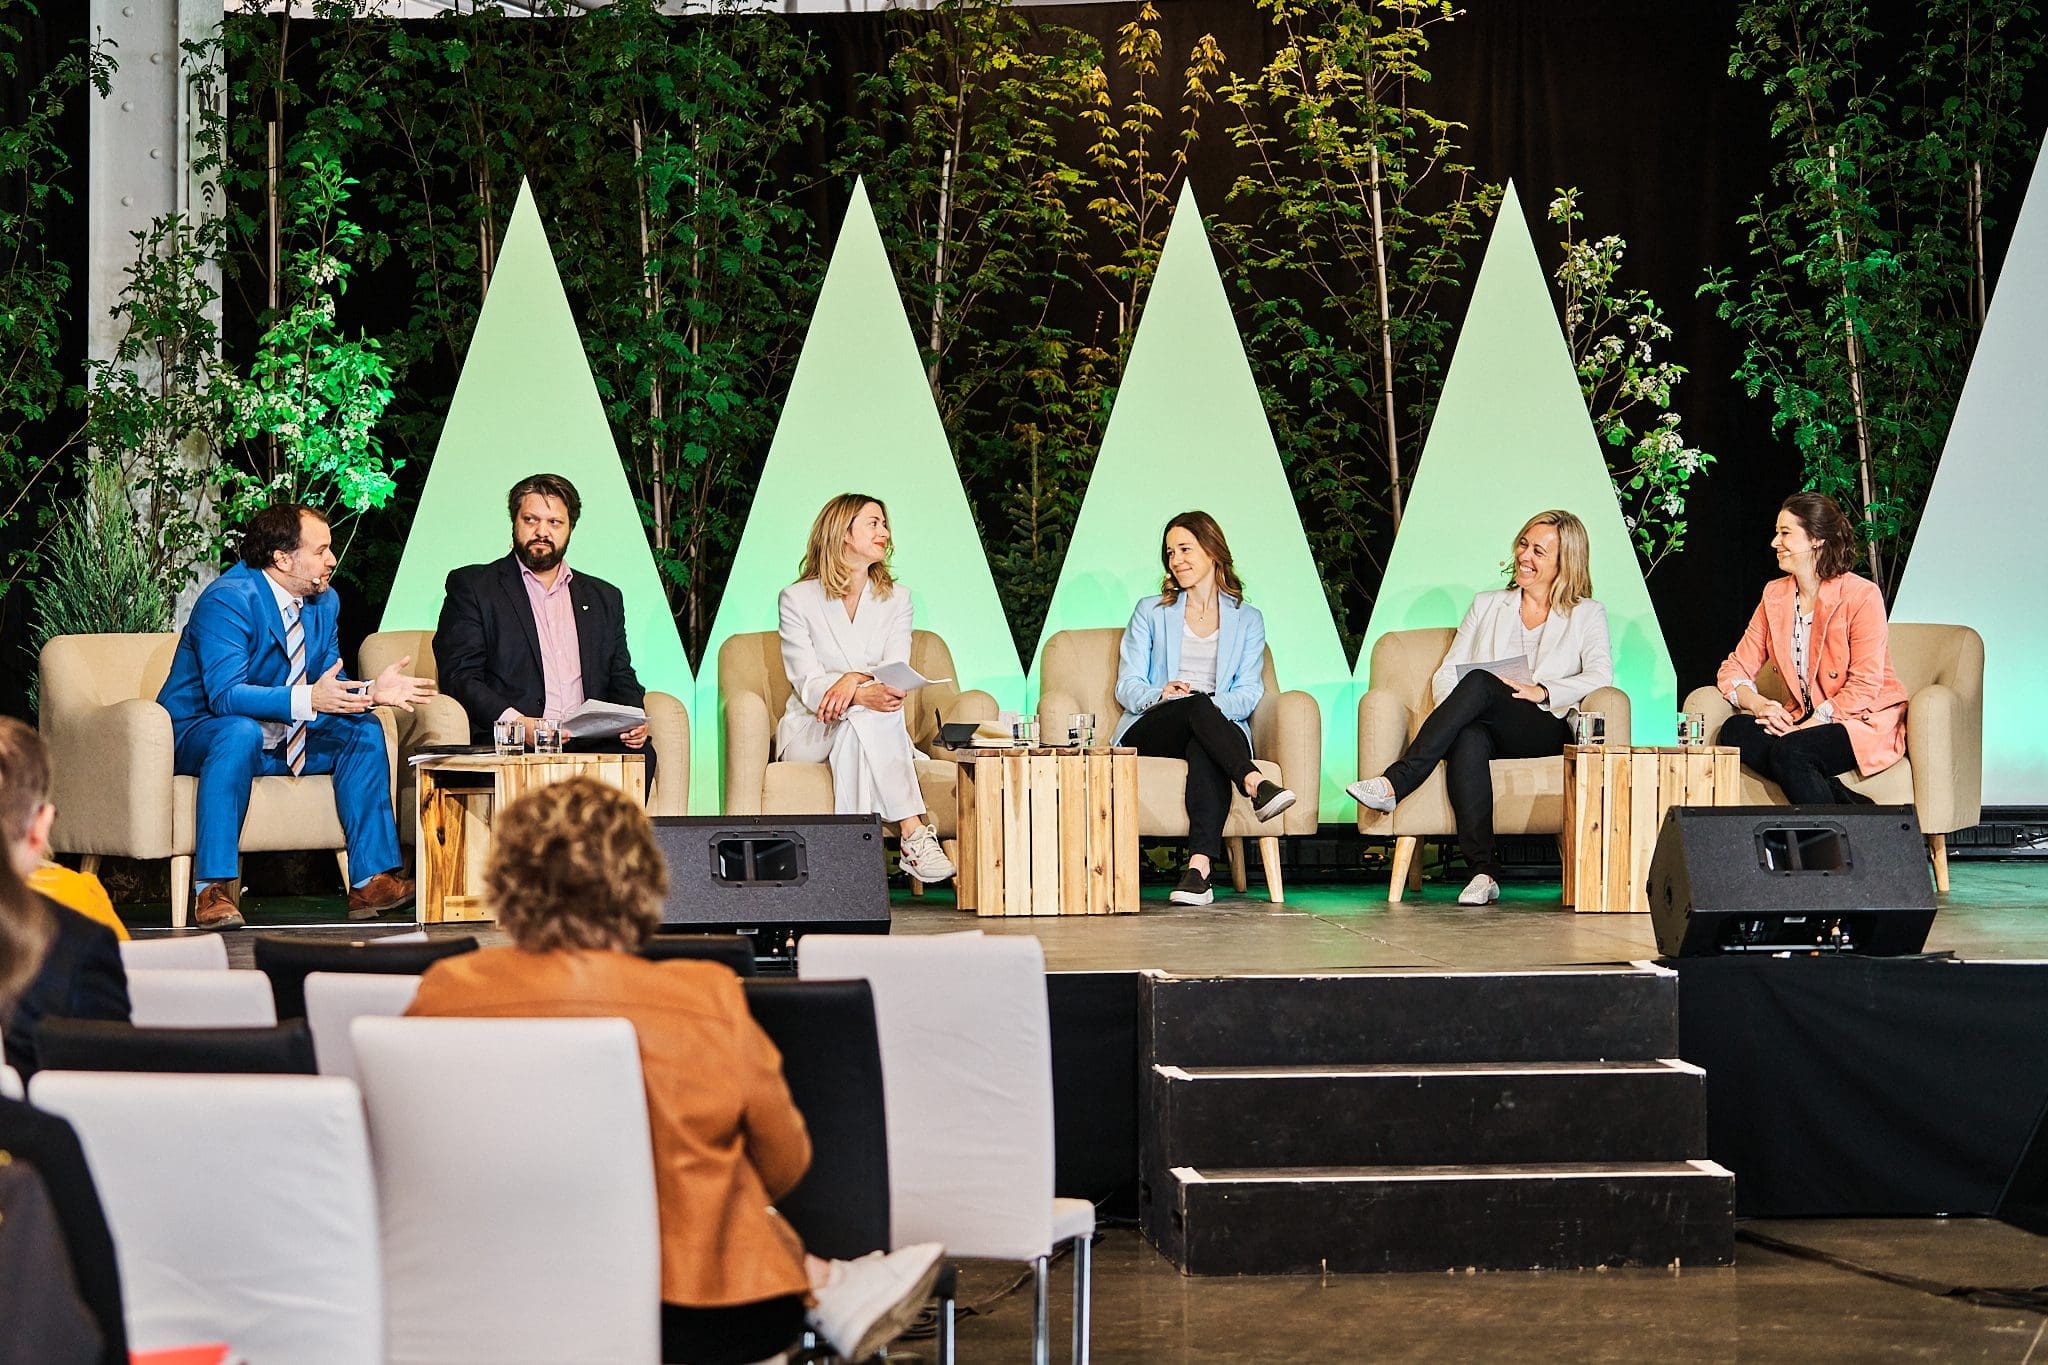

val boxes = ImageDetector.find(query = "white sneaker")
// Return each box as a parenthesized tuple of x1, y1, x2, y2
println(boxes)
(900, 826, 956, 884)
(1457, 873, 1500, 906)
(808, 1242, 945, 1361)
(1346, 776, 1397, 813)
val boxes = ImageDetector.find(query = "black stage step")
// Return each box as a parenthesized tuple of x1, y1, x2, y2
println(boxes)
(1158, 1160, 1737, 1275)
(1151, 1058, 1706, 1168)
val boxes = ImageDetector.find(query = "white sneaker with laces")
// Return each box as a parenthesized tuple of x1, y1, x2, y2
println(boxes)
(807, 1242, 945, 1361)
(1346, 776, 1397, 813)
(1457, 873, 1501, 906)
(900, 826, 956, 884)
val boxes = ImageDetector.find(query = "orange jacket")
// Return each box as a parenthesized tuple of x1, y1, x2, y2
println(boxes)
(1715, 572, 1908, 775)
(409, 947, 812, 1308)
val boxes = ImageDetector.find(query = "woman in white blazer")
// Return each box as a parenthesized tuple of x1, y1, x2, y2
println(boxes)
(776, 493, 954, 883)
(1114, 512, 1297, 907)
(1348, 509, 1612, 905)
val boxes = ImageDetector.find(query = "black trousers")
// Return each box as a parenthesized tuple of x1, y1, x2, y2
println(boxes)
(1123, 694, 1256, 861)
(1720, 713, 1864, 805)
(1381, 672, 1571, 880)
(660, 1293, 806, 1365)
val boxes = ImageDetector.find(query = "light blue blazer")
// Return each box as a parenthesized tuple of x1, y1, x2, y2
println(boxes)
(1111, 593, 1267, 750)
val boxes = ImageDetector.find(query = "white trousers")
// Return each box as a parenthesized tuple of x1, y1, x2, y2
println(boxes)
(775, 705, 927, 823)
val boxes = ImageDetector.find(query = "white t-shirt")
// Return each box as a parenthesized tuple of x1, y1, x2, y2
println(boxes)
(1180, 623, 1220, 695)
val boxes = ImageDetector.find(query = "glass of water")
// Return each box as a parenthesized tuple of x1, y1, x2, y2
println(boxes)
(493, 718, 524, 756)
(1073, 712, 1097, 747)
(532, 718, 564, 755)
(1573, 711, 1607, 747)
(1012, 716, 1040, 748)
(1678, 710, 1707, 747)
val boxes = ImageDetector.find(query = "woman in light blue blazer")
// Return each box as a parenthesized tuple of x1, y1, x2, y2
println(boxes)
(1115, 512, 1297, 906)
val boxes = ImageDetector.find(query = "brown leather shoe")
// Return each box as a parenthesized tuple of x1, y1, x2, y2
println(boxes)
(347, 870, 416, 921)
(193, 882, 245, 931)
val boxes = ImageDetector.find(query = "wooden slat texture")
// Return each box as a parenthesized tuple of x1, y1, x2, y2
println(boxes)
(1028, 754, 1059, 917)
(1086, 751, 1114, 917)
(1002, 753, 1029, 916)
(956, 759, 981, 911)
(1058, 754, 1088, 916)
(1110, 750, 1139, 913)
(1563, 745, 1744, 915)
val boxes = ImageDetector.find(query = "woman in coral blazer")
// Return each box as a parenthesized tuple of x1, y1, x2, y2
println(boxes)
(1715, 492, 1908, 804)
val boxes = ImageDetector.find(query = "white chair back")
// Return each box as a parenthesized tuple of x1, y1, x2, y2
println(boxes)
(305, 972, 420, 1084)
(799, 933, 1057, 1258)
(369, 930, 430, 944)
(29, 1071, 382, 1363)
(0, 1063, 19, 1099)
(351, 1016, 661, 1365)
(120, 935, 231, 972)
(126, 968, 278, 1027)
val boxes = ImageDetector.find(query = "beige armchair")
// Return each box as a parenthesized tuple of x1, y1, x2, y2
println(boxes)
(38, 633, 398, 929)
(1357, 627, 1632, 901)
(1036, 627, 1321, 903)
(718, 630, 997, 878)
(358, 629, 691, 829)
(1681, 621, 1982, 892)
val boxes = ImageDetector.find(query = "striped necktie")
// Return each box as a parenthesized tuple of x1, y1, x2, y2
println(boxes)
(284, 600, 307, 775)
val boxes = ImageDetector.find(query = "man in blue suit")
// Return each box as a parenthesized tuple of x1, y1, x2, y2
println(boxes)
(157, 504, 435, 929)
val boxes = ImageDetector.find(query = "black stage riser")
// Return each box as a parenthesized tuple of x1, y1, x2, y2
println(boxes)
(1141, 969, 1678, 1068)
(1150, 1061, 1706, 1169)
(1161, 1165, 1737, 1276)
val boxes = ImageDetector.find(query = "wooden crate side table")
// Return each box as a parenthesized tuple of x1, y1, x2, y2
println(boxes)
(416, 752, 647, 923)
(1562, 745, 1740, 914)
(954, 747, 1139, 917)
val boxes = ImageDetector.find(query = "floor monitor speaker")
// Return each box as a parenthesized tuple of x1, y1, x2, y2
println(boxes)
(652, 814, 890, 966)
(1647, 805, 1935, 957)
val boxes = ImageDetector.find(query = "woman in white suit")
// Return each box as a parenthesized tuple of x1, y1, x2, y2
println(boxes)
(1348, 509, 1612, 905)
(1115, 512, 1297, 907)
(777, 493, 955, 884)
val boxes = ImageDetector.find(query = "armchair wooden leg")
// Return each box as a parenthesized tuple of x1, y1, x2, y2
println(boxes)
(336, 850, 351, 891)
(1408, 846, 1425, 893)
(911, 876, 926, 899)
(79, 854, 101, 878)
(1927, 834, 1949, 893)
(1387, 836, 1418, 903)
(1225, 838, 1249, 894)
(1258, 836, 1284, 904)
(170, 855, 192, 930)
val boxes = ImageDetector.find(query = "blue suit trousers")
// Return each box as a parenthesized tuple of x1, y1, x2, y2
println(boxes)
(173, 712, 400, 886)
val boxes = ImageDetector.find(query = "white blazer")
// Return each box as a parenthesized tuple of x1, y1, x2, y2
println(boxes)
(777, 577, 914, 720)
(1432, 588, 1612, 718)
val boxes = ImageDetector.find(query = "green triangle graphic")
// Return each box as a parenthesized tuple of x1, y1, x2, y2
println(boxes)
(1034, 181, 1353, 817)
(1357, 182, 1676, 741)
(1894, 133, 2048, 803)
(381, 180, 693, 711)
(693, 177, 1022, 812)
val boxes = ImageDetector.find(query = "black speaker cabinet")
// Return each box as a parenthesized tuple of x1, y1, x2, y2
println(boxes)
(651, 814, 890, 963)
(1647, 805, 1936, 957)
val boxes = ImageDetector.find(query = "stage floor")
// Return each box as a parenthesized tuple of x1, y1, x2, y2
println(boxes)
(178, 859, 2048, 972)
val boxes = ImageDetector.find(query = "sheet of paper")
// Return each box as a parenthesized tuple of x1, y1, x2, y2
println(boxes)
(1454, 654, 1535, 687)
(559, 698, 647, 741)
(870, 660, 950, 692)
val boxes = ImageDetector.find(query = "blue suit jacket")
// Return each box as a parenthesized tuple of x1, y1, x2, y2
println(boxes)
(157, 561, 349, 741)
(1112, 593, 1267, 749)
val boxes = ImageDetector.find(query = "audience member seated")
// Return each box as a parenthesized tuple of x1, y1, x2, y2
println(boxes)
(0, 719, 128, 1079)
(406, 777, 942, 1364)
(0, 810, 128, 1365)
(27, 860, 126, 942)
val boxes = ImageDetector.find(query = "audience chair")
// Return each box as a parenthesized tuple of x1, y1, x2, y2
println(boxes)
(1357, 627, 1634, 901)
(1683, 622, 1984, 892)
(638, 932, 758, 976)
(303, 973, 421, 1085)
(35, 1019, 316, 1075)
(719, 628, 996, 891)
(38, 633, 399, 928)
(1037, 627, 1320, 903)
(126, 968, 279, 1028)
(800, 933, 1093, 1365)
(119, 934, 230, 972)
(360, 628, 692, 821)
(253, 933, 478, 1021)
(352, 1016, 661, 1365)
(30, 1071, 382, 1364)
(0, 1064, 18, 1099)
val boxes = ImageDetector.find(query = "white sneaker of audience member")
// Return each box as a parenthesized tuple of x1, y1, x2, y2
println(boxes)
(808, 1242, 946, 1361)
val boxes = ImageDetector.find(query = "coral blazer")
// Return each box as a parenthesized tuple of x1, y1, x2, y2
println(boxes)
(408, 947, 812, 1308)
(1715, 572, 1908, 775)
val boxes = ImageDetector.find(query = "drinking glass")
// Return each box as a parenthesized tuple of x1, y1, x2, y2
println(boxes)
(532, 718, 564, 755)
(493, 718, 524, 756)
(1073, 712, 1097, 748)
(1573, 711, 1608, 747)
(1012, 716, 1040, 748)
(1678, 711, 1707, 747)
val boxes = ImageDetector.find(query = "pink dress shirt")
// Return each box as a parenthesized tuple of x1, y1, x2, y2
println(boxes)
(506, 561, 586, 723)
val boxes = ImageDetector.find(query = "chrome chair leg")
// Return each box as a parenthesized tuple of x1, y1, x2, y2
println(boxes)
(938, 1286, 956, 1365)
(1071, 1234, 1093, 1365)
(1033, 1254, 1051, 1365)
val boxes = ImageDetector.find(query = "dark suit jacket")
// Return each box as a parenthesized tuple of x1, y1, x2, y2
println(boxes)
(156, 561, 349, 742)
(0, 1098, 128, 1365)
(4, 896, 130, 1079)
(435, 554, 645, 743)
